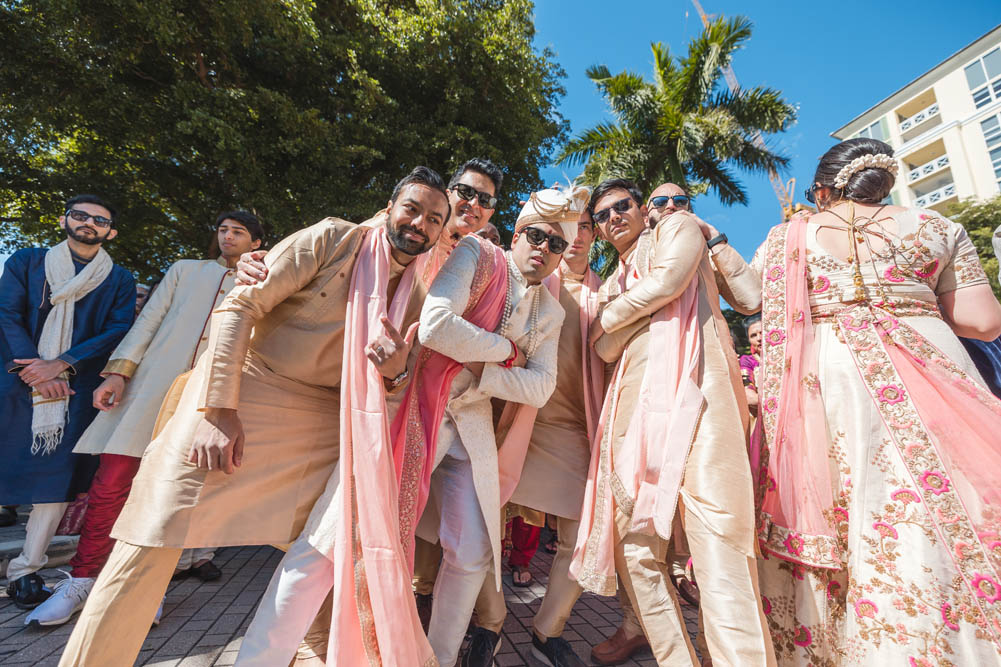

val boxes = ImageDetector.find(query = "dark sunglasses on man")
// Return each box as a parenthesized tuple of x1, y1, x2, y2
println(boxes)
(452, 183, 497, 210)
(66, 209, 113, 228)
(648, 194, 690, 209)
(592, 197, 635, 224)
(521, 226, 569, 254)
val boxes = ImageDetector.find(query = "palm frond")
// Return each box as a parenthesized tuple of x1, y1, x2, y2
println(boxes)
(679, 15, 753, 111)
(709, 86, 797, 134)
(688, 156, 748, 206)
(555, 121, 632, 166)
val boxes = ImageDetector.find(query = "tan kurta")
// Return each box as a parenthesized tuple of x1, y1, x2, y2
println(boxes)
(596, 218, 760, 558)
(509, 269, 592, 520)
(112, 218, 426, 548)
(74, 258, 234, 458)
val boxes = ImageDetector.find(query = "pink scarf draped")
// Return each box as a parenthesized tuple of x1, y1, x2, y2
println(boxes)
(574, 267, 606, 443)
(330, 225, 432, 666)
(571, 252, 705, 595)
(389, 236, 510, 564)
(758, 215, 1001, 641)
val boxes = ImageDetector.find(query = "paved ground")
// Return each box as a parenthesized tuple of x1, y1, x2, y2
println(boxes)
(1, 509, 697, 665)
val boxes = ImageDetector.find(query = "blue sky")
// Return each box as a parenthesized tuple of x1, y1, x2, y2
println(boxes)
(533, 1, 1000, 258)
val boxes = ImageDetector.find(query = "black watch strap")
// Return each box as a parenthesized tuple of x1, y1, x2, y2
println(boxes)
(706, 233, 728, 249)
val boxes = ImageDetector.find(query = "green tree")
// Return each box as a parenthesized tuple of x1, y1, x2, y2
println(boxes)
(0, 0, 566, 280)
(945, 195, 1001, 299)
(557, 15, 795, 204)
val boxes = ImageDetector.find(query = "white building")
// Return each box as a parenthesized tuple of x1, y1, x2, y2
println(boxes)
(832, 24, 1001, 213)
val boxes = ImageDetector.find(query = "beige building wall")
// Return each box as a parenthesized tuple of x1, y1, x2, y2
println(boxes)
(832, 24, 1001, 215)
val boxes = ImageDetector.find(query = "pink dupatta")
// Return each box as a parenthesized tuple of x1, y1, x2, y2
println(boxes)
(330, 225, 432, 666)
(571, 251, 705, 595)
(389, 237, 509, 565)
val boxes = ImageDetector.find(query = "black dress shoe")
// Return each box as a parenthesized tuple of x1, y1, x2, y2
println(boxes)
(415, 593, 432, 634)
(461, 627, 501, 667)
(531, 635, 586, 667)
(189, 560, 222, 582)
(0, 506, 17, 528)
(7, 573, 52, 610)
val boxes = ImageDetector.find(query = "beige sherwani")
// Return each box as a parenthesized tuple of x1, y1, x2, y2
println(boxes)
(593, 216, 774, 667)
(477, 266, 600, 639)
(74, 258, 234, 457)
(61, 218, 426, 667)
(416, 236, 564, 666)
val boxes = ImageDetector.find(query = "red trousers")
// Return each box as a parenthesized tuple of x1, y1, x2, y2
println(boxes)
(69, 454, 142, 578)
(507, 516, 541, 568)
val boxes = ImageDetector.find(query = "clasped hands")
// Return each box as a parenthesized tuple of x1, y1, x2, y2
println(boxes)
(12, 357, 73, 399)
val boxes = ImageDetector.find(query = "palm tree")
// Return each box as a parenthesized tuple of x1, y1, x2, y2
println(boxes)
(558, 15, 796, 206)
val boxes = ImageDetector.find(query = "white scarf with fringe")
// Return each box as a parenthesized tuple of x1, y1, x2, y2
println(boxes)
(32, 241, 113, 454)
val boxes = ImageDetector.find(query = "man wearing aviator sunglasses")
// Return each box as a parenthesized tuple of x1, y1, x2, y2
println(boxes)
(577, 178, 773, 666)
(646, 183, 692, 229)
(1, 194, 135, 612)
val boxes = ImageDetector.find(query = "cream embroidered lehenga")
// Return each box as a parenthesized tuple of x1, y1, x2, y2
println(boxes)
(752, 207, 1001, 666)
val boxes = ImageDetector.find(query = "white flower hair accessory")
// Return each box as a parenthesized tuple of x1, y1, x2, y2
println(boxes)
(833, 154, 898, 189)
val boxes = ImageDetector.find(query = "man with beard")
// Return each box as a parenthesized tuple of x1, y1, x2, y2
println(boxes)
(24, 212, 263, 627)
(60, 167, 448, 667)
(573, 179, 772, 666)
(0, 195, 135, 610)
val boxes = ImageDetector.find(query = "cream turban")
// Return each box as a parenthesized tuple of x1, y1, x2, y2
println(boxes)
(514, 184, 590, 240)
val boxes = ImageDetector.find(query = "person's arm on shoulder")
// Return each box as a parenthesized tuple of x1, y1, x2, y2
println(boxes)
(937, 222, 1001, 341)
(417, 237, 511, 364)
(599, 212, 704, 333)
(0, 251, 40, 374)
(710, 237, 762, 315)
(201, 221, 347, 410)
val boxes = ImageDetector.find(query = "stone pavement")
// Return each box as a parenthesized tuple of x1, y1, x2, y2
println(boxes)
(1, 511, 698, 666)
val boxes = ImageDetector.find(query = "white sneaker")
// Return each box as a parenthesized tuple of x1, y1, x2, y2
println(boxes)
(24, 572, 95, 627)
(152, 597, 165, 627)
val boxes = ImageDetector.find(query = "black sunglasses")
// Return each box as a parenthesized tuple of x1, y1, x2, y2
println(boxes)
(804, 184, 818, 204)
(648, 195, 690, 209)
(66, 209, 113, 228)
(592, 197, 634, 224)
(452, 183, 497, 210)
(521, 226, 568, 254)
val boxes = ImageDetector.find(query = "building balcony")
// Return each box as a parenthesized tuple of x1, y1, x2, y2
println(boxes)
(913, 182, 957, 209)
(907, 154, 950, 184)
(899, 102, 940, 134)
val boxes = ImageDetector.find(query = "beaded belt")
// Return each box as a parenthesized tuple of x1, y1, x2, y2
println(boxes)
(811, 297, 942, 324)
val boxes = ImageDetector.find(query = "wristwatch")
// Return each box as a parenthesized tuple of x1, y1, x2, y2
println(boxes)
(706, 233, 728, 250)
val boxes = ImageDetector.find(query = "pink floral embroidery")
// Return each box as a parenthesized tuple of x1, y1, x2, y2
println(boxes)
(884, 266, 906, 283)
(873, 521, 898, 539)
(876, 316, 899, 333)
(915, 259, 939, 278)
(784, 533, 804, 557)
(909, 658, 933, 667)
(812, 275, 830, 293)
(792, 625, 812, 647)
(971, 574, 1001, 603)
(954, 542, 969, 560)
(827, 580, 841, 599)
(920, 470, 950, 495)
(763, 397, 778, 413)
(876, 384, 906, 404)
(761, 595, 772, 614)
(891, 488, 921, 504)
(840, 315, 869, 331)
(941, 602, 960, 631)
(767, 265, 785, 282)
(989, 541, 1001, 558)
(832, 507, 849, 524)
(855, 598, 878, 618)
(765, 328, 786, 346)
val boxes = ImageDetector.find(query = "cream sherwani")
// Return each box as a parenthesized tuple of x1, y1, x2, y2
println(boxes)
(416, 237, 564, 666)
(592, 217, 773, 667)
(60, 218, 426, 667)
(74, 258, 233, 457)
(477, 266, 599, 639)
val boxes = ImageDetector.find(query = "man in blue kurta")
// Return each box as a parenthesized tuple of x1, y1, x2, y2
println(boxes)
(0, 194, 135, 609)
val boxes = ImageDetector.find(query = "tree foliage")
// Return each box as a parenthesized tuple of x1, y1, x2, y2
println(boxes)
(945, 195, 1001, 299)
(0, 0, 567, 280)
(557, 15, 795, 205)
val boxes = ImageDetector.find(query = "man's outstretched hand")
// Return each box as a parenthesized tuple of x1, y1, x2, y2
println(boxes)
(235, 250, 269, 286)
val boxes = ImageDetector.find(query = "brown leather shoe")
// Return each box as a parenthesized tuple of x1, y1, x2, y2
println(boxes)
(590, 627, 650, 665)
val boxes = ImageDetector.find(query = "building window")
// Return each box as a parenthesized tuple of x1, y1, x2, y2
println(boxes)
(982, 114, 1001, 188)
(965, 47, 1001, 109)
(856, 119, 887, 142)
